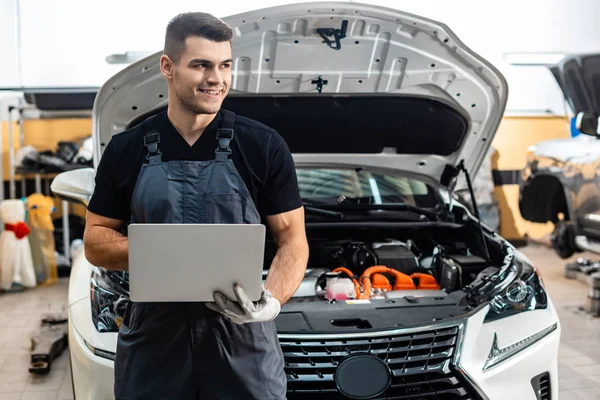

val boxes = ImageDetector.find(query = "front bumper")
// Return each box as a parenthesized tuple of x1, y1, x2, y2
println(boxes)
(69, 304, 115, 400)
(69, 302, 560, 400)
(459, 302, 561, 399)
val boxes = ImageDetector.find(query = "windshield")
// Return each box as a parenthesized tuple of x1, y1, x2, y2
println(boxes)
(296, 168, 440, 208)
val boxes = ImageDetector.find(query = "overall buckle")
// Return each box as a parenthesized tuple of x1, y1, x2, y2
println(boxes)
(215, 128, 234, 154)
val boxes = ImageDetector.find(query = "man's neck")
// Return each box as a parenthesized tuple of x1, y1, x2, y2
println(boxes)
(167, 103, 218, 145)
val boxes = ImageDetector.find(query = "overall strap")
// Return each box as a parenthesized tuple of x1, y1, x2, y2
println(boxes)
(215, 109, 236, 161)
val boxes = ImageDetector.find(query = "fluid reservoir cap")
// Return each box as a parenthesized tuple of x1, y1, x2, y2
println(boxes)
(325, 271, 343, 279)
(334, 354, 391, 399)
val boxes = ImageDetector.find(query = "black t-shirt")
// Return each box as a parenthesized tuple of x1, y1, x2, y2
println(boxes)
(87, 108, 303, 224)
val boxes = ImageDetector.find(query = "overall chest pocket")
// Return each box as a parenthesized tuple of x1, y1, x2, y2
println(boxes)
(204, 193, 244, 224)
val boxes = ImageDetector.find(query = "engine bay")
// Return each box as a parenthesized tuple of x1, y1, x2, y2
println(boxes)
(263, 222, 501, 304)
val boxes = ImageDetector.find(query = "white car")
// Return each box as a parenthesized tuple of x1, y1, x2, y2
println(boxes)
(51, 2, 560, 399)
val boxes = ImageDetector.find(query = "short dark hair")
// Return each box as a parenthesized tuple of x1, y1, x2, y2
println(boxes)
(164, 12, 233, 62)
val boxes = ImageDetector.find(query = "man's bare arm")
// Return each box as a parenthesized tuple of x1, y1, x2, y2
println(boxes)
(264, 206, 309, 305)
(83, 210, 129, 270)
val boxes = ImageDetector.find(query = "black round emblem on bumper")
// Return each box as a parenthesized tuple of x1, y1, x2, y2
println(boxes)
(334, 354, 392, 399)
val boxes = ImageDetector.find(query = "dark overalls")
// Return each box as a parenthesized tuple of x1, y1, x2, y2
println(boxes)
(113, 110, 287, 400)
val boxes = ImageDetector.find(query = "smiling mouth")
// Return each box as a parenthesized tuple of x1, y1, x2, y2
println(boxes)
(198, 88, 222, 98)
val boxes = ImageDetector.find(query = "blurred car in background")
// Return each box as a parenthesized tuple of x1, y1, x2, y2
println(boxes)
(520, 53, 600, 258)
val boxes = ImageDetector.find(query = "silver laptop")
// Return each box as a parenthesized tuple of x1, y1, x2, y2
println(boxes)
(128, 223, 266, 302)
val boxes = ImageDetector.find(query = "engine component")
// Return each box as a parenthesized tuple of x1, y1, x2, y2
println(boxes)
(440, 257, 462, 292)
(360, 266, 418, 298)
(411, 273, 441, 290)
(332, 267, 361, 298)
(383, 289, 447, 299)
(331, 242, 377, 274)
(449, 254, 487, 274)
(371, 273, 392, 291)
(289, 268, 330, 297)
(29, 312, 68, 375)
(372, 241, 420, 275)
(448, 254, 488, 285)
(359, 266, 441, 299)
(325, 273, 357, 301)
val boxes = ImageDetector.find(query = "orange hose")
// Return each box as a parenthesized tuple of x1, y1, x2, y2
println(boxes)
(411, 273, 440, 290)
(360, 266, 388, 299)
(357, 267, 441, 298)
(361, 265, 390, 278)
(360, 275, 372, 299)
(333, 267, 362, 299)
(371, 273, 392, 291)
(361, 265, 416, 292)
(360, 266, 418, 297)
(333, 267, 355, 278)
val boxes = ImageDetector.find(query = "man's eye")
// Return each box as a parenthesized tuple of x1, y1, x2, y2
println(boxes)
(221, 64, 232, 69)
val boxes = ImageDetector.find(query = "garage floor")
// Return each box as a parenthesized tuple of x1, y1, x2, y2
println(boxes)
(1, 245, 600, 400)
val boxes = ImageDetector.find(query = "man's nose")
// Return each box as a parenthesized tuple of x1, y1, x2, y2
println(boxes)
(206, 67, 221, 84)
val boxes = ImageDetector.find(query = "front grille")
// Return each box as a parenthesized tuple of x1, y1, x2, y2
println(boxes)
(282, 326, 482, 399)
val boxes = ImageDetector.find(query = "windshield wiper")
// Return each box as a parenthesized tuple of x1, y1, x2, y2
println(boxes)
(330, 197, 440, 220)
(302, 200, 345, 220)
(301, 197, 440, 221)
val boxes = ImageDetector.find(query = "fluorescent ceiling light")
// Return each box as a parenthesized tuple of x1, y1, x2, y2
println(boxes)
(503, 53, 566, 66)
(105, 51, 154, 65)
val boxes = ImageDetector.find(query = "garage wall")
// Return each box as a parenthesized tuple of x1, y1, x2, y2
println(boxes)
(0, 0, 20, 88)
(0, 118, 91, 182)
(0, 117, 91, 220)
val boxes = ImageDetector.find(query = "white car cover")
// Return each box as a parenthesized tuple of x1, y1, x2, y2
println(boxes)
(0, 199, 37, 290)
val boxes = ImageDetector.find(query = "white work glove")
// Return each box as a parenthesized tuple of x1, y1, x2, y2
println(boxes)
(206, 284, 281, 324)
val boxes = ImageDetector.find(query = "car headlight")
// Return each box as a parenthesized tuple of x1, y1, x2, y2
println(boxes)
(90, 266, 129, 333)
(485, 262, 547, 321)
(467, 248, 548, 322)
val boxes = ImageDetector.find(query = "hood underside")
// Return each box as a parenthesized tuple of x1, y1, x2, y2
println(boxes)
(550, 53, 600, 115)
(92, 1, 507, 189)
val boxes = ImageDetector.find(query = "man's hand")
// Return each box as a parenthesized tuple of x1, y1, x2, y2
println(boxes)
(206, 284, 281, 324)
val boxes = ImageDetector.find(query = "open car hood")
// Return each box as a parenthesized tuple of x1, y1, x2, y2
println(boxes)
(550, 53, 600, 115)
(92, 1, 507, 190)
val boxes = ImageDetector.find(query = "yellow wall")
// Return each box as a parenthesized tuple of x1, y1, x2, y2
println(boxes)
(1, 118, 92, 220)
(491, 116, 572, 241)
(1, 119, 92, 181)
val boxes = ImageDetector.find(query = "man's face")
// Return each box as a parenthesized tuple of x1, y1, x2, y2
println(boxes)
(162, 36, 232, 115)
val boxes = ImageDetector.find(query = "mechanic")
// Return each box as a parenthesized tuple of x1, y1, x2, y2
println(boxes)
(83, 12, 309, 400)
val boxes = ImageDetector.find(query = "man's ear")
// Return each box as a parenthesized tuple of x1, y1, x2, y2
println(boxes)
(160, 55, 174, 80)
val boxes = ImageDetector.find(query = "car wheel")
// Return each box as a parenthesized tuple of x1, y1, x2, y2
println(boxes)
(552, 221, 576, 259)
